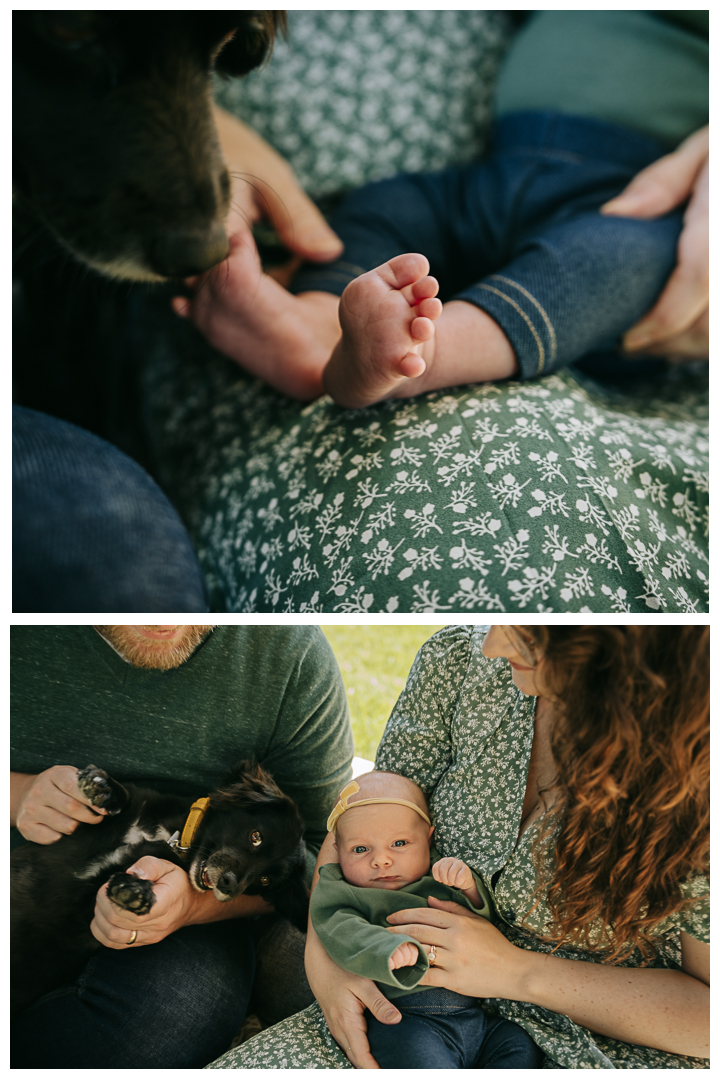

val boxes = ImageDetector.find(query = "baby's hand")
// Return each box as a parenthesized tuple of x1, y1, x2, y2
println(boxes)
(389, 940, 419, 970)
(432, 857, 474, 892)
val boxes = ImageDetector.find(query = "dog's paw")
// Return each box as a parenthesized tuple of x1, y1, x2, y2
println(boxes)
(107, 872, 156, 916)
(77, 765, 126, 815)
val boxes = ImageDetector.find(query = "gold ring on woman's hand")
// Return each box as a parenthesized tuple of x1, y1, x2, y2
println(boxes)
(427, 945, 437, 965)
(127, 930, 138, 945)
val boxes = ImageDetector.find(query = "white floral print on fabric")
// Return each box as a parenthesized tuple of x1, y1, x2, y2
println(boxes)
(206, 627, 708, 1070)
(141, 331, 708, 614)
(214, 11, 510, 200)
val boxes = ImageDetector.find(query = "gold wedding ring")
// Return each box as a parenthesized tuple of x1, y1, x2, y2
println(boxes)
(127, 930, 138, 945)
(427, 945, 437, 965)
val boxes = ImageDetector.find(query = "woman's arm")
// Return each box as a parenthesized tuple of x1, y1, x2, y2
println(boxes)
(388, 899, 709, 1059)
(601, 126, 708, 358)
(304, 832, 402, 1070)
(212, 104, 343, 262)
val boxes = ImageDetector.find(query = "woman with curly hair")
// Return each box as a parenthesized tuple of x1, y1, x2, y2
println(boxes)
(212, 624, 709, 1069)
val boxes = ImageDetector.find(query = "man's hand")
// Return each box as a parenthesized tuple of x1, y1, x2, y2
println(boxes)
(91, 856, 203, 948)
(388, 940, 418, 970)
(11, 767, 107, 844)
(601, 126, 708, 358)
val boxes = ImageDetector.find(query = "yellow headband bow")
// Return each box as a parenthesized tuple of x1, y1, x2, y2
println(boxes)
(327, 780, 432, 833)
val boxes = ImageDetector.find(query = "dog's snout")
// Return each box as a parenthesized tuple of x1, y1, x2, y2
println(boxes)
(217, 870, 239, 895)
(151, 223, 228, 278)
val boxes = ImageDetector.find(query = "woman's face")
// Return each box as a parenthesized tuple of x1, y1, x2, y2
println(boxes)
(482, 625, 545, 696)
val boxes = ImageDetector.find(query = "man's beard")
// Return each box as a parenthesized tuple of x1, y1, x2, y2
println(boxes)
(94, 626, 216, 670)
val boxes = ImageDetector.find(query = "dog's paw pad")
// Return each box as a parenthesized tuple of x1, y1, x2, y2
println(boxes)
(77, 765, 124, 813)
(107, 872, 156, 916)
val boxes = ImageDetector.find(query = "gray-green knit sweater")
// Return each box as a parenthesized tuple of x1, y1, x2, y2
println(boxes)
(10, 625, 354, 869)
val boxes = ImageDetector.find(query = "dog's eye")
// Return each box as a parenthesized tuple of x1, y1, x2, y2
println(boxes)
(260, 875, 270, 886)
(251, 831, 263, 847)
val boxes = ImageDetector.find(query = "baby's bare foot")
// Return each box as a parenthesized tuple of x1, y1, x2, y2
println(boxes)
(171, 231, 340, 401)
(322, 254, 442, 409)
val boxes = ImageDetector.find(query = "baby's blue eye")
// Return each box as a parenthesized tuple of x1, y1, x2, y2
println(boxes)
(352, 845, 368, 854)
(392, 840, 407, 847)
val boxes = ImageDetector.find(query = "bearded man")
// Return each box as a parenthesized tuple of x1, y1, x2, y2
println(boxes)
(11, 624, 353, 1069)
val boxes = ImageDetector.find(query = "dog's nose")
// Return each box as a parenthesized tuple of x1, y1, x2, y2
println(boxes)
(151, 223, 229, 278)
(217, 870, 239, 894)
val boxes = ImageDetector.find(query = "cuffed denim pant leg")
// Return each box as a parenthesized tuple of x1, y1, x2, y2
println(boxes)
(292, 111, 682, 380)
(11, 921, 255, 1068)
(13, 405, 209, 612)
(365, 988, 544, 1068)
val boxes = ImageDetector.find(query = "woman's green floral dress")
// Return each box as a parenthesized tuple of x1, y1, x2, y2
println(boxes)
(208, 626, 709, 1069)
(137, 10, 708, 614)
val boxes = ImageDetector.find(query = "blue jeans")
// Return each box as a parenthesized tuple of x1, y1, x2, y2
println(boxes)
(11, 921, 254, 1068)
(292, 111, 682, 380)
(13, 406, 209, 612)
(366, 988, 544, 1069)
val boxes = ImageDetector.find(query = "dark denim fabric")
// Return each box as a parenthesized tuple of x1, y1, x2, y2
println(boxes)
(365, 987, 544, 1069)
(13, 406, 209, 612)
(11, 921, 255, 1068)
(292, 111, 682, 380)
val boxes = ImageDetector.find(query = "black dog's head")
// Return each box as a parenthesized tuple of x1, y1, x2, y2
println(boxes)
(13, 11, 285, 281)
(188, 760, 309, 931)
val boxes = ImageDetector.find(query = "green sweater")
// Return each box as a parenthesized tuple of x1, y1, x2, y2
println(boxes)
(495, 11, 708, 149)
(310, 858, 493, 999)
(10, 626, 354, 868)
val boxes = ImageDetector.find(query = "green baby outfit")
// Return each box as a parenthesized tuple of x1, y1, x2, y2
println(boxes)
(311, 859, 493, 997)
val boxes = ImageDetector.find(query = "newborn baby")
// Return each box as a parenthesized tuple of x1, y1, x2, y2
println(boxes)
(311, 771, 544, 1069)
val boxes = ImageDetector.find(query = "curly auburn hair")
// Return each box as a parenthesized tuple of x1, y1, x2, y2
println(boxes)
(516, 625, 709, 963)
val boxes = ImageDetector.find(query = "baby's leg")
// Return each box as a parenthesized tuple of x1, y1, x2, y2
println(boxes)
(365, 1007, 461, 1069)
(476, 1016, 545, 1069)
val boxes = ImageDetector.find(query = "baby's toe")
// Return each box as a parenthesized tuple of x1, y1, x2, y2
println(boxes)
(414, 296, 442, 322)
(381, 253, 430, 290)
(410, 315, 435, 343)
(410, 275, 439, 302)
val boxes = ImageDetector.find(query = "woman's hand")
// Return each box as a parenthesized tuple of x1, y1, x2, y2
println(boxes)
(91, 856, 204, 949)
(387, 897, 524, 998)
(213, 105, 343, 266)
(11, 767, 107, 844)
(601, 126, 708, 358)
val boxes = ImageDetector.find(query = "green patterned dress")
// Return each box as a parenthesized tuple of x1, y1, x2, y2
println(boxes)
(207, 626, 709, 1070)
(137, 11, 708, 613)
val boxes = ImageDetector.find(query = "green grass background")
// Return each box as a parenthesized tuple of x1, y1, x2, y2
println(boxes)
(320, 625, 446, 761)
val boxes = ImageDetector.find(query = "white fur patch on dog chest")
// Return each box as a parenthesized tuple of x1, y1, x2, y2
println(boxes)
(74, 820, 173, 880)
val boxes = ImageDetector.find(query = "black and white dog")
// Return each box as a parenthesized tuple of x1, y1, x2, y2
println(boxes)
(11, 760, 309, 1015)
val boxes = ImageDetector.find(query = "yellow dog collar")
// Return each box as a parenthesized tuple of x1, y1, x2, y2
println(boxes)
(167, 796, 211, 857)
(327, 780, 431, 833)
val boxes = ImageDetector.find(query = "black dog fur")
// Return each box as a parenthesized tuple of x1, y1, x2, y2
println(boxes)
(13, 10, 284, 281)
(11, 760, 309, 1016)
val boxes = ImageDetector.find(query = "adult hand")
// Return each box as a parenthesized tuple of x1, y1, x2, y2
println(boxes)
(601, 126, 708, 358)
(11, 767, 107, 844)
(213, 105, 343, 265)
(91, 856, 203, 949)
(387, 896, 524, 999)
(305, 921, 402, 1069)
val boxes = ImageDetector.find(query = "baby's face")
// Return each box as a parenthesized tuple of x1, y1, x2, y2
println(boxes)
(336, 803, 433, 890)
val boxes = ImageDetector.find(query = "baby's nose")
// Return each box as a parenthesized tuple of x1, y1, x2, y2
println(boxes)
(372, 850, 393, 867)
